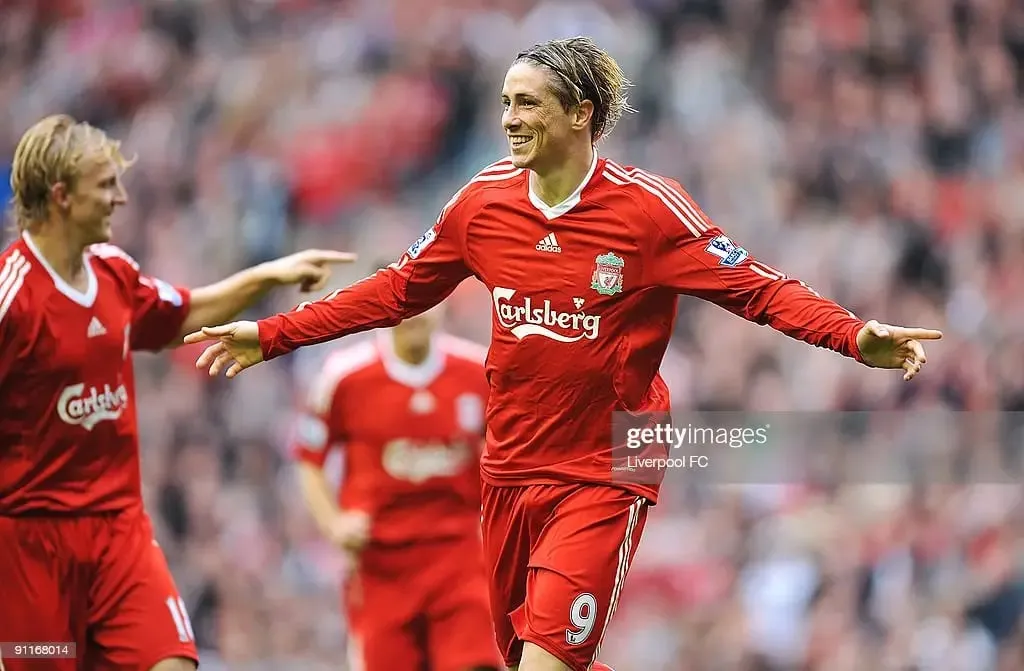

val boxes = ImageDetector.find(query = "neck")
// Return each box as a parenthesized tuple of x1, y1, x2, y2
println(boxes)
(530, 142, 594, 207)
(26, 221, 88, 284)
(392, 336, 430, 366)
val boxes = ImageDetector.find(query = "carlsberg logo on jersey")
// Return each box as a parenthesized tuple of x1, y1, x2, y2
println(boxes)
(492, 287, 601, 342)
(57, 383, 129, 431)
(382, 439, 471, 483)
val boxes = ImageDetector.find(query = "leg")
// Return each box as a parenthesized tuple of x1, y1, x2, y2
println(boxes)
(514, 647, 618, 671)
(518, 642, 572, 670)
(84, 509, 199, 670)
(425, 535, 504, 671)
(346, 614, 426, 671)
(480, 484, 533, 670)
(0, 516, 86, 671)
(343, 553, 428, 671)
(512, 486, 647, 671)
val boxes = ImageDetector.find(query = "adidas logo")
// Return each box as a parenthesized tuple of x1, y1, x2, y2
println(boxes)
(87, 317, 107, 338)
(535, 232, 561, 253)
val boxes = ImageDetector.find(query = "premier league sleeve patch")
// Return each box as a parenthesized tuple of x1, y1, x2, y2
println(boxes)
(406, 227, 438, 259)
(704, 234, 749, 267)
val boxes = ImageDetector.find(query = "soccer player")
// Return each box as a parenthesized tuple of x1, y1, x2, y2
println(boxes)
(186, 37, 943, 671)
(0, 114, 355, 671)
(291, 285, 501, 671)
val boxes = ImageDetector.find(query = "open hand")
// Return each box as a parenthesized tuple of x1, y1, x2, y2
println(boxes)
(261, 249, 357, 293)
(183, 321, 262, 378)
(855, 320, 943, 381)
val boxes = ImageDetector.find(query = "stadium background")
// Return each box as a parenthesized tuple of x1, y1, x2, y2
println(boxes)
(3, 0, 1024, 668)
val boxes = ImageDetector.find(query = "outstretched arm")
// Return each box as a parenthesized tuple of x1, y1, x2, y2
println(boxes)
(258, 232, 470, 358)
(88, 244, 352, 352)
(643, 176, 941, 379)
(176, 249, 355, 341)
(186, 190, 475, 377)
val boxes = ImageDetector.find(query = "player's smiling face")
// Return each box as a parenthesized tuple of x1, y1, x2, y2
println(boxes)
(65, 152, 128, 244)
(501, 62, 576, 171)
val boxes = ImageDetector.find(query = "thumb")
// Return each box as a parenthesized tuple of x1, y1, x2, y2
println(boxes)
(183, 323, 235, 344)
(201, 323, 236, 338)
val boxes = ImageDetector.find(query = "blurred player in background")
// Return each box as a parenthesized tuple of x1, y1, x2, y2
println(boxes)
(291, 267, 501, 671)
(0, 114, 354, 671)
(188, 37, 942, 671)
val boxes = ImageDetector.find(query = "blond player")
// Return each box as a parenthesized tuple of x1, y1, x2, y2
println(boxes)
(0, 114, 354, 671)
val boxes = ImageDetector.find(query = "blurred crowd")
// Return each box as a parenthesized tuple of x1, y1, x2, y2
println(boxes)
(3, 0, 1024, 668)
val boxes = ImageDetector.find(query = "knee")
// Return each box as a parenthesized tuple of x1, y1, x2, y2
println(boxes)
(147, 657, 198, 671)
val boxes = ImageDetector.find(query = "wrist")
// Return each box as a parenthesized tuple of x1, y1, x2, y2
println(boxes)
(250, 262, 283, 289)
(850, 320, 868, 364)
(255, 314, 283, 361)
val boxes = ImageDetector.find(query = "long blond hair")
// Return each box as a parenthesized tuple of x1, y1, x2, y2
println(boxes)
(9, 115, 135, 231)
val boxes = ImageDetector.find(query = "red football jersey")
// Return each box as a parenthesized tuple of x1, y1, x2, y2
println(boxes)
(291, 330, 489, 546)
(260, 155, 867, 504)
(0, 233, 191, 514)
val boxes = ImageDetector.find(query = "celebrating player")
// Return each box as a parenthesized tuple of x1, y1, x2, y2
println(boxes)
(187, 37, 942, 671)
(0, 114, 355, 671)
(291, 286, 501, 671)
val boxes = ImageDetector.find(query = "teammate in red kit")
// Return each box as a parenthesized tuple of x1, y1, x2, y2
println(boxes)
(291, 286, 501, 671)
(187, 37, 943, 671)
(0, 114, 355, 671)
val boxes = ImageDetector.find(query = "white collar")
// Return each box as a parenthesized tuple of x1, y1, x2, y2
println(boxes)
(376, 329, 445, 388)
(527, 149, 599, 220)
(22, 231, 97, 307)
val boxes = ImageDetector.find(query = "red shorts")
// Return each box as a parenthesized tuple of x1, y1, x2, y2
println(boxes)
(481, 482, 649, 671)
(343, 533, 503, 671)
(0, 506, 198, 671)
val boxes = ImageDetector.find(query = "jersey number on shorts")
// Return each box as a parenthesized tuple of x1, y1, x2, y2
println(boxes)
(166, 596, 196, 643)
(565, 592, 598, 645)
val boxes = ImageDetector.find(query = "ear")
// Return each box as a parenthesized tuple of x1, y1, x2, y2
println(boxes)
(572, 100, 595, 132)
(49, 181, 71, 211)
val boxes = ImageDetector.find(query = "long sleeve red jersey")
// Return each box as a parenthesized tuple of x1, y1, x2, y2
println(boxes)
(0, 234, 191, 514)
(258, 155, 866, 503)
